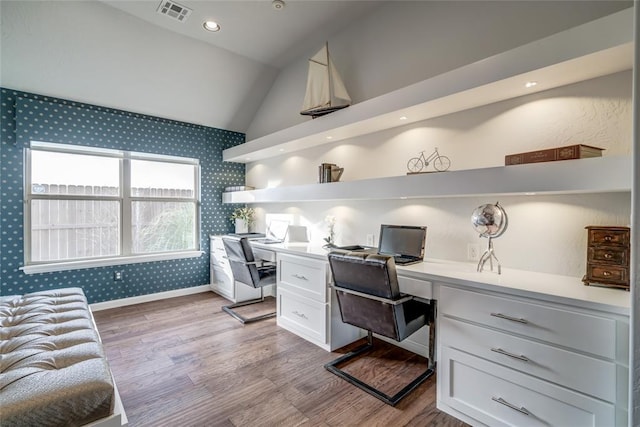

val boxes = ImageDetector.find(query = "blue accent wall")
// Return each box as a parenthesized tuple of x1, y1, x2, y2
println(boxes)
(0, 88, 245, 303)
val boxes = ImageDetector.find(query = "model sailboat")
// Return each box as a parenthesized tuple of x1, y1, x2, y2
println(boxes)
(300, 42, 351, 118)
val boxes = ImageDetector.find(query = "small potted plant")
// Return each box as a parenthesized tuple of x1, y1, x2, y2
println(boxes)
(230, 207, 255, 234)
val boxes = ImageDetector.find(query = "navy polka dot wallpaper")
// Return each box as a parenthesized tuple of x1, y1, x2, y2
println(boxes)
(0, 88, 245, 303)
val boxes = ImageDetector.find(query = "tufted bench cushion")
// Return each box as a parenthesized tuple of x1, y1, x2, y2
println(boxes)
(0, 288, 115, 427)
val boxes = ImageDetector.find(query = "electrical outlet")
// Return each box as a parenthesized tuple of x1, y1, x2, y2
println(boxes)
(113, 271, 123, 281)
(467, 243, 480, 261)
(366, 234, 375, 247)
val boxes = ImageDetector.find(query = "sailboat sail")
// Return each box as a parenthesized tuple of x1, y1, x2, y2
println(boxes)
(301, 43, 351, 118)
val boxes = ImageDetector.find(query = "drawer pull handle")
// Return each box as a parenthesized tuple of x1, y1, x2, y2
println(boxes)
(491, 348, 530, 362)
(292, 310, 308, 320)
(490, 313, 528, 324)
(491, 397, 530, 416)
(292, 274, 309, 281)
(602, 271, 612, 277)
(604, 235, 613, 242)
(604, 252, 613, 259)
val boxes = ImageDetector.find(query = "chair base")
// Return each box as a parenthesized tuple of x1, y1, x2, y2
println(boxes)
(324, 332, 435, 406)
(222, 294, 276, 324)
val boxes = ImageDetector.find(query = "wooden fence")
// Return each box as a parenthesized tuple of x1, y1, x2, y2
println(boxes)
(30, 184, 195, 262)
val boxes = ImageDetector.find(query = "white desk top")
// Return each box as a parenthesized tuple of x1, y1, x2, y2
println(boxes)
(250, 241, 630, 316)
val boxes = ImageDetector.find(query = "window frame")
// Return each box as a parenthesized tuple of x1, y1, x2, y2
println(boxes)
(21, 141, 202, 274)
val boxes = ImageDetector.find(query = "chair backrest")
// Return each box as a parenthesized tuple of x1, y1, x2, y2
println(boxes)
(328, 250, 401, 299)
(328, 250, 430, 341)
(222, 236, 261, 288)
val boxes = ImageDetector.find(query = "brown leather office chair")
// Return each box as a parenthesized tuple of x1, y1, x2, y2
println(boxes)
(221, 236, 277, 324)
(326, 250, 436, 406)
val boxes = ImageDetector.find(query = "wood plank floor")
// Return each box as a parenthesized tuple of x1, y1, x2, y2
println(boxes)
(93, 292, 469, 427)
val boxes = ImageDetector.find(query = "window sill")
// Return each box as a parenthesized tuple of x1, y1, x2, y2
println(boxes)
(20, 251, 204, 275)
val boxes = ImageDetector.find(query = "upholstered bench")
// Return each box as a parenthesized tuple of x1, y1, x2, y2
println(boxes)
(0, 288, 125, 427)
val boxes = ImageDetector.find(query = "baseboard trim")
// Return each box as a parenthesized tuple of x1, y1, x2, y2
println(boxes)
(90, 285, 212, 311)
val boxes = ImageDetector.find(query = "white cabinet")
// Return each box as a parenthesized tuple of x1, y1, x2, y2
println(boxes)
(276, 253, 360, 351)
(209, 236, 261, 302)
(437, 284, 629, 427)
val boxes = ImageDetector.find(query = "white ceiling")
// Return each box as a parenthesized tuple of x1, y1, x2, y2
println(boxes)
(101, 0, 383, 68)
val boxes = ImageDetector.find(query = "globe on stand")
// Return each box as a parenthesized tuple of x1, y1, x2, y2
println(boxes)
(471, 202, 508, 274)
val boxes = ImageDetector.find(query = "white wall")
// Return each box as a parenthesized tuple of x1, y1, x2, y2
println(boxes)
(245, 71, 633, 279)
(0, 1, 277, 133)
(246, 1, 631, 140)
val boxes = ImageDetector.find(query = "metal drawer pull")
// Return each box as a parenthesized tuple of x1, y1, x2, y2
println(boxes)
(491, 348, 530, 362)
(602, 271, 612, 277)
(292, 274, 309, 281)
(604, 235, 613, 242)
(292, 310, 308, 320)
(491, 397, 530, 416)
(604, 252, 613, 259)
(490, 312, 528, 324)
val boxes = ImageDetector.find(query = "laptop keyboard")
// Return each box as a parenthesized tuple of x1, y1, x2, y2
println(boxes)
(394, 256, 420, 265)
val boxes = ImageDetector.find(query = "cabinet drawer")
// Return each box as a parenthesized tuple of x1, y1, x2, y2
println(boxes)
(210, 238, 229, 267)
(277, 288, 327, 344)
(211, 266, 234, 299)
(278, 254, 327, 303)
(440, 347, 614, 427)
(588, 247, 628, 265)
(439, 286, 616, 359)
(441, 317, 616, 402)
(398, 275, 432, 300)
(588, 228, 630, 246)
(586, 265, 629, 283)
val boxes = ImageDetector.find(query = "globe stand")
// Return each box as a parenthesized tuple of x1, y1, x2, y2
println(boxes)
(477, 237, 501, 275)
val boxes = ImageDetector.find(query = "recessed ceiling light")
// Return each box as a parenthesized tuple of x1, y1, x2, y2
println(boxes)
(272, 0, 285, 10)
(399, 116, 408, 121)
(278, 148, 285, 152)
(203, 20, 220, 32)
(525, 81, 538, 88)
(326, 136, 333, 140)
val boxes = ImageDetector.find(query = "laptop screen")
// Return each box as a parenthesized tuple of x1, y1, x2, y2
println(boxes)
(266, 219, 289, 241)
(378, 224, 427, 260)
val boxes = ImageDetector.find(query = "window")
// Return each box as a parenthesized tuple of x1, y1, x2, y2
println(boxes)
(23, 141, 200, 272)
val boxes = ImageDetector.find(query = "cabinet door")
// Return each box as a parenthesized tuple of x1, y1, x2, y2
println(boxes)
(440, 346, 614, 427)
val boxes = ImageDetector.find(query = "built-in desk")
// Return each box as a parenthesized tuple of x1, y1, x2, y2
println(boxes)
(250, 241, 630, 426)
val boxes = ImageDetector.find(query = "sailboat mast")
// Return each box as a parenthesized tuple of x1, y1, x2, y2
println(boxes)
(325, 42, 334, 107)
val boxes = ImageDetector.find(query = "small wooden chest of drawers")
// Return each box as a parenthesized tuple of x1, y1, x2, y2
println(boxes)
(583, 226, 630, 290)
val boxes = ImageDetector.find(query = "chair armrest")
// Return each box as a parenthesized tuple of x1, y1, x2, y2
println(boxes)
(329, 285, 414, 305)
(223, 255, 275, 267)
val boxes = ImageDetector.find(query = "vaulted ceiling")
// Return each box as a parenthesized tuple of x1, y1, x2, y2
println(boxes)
(101, 0, 383, 69)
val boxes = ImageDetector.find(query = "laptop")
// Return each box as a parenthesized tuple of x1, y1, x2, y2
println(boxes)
(377, 224, 427, 265)
(253, 219, 289, 244)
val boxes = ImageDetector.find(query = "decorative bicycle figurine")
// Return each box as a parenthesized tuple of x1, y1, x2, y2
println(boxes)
(407, 147, 451, 173)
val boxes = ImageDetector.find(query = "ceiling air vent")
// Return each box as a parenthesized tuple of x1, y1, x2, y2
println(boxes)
(157, 1, 192, 23)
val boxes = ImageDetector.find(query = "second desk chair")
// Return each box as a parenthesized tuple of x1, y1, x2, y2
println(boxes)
(221, 236, 277, 324)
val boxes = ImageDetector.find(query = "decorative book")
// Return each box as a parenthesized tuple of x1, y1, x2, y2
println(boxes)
(505, 144, 604, 166)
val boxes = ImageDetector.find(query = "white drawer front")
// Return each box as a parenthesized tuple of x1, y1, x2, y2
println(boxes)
(439, 286, 616, 359)
(211, 266, 234, 299)
(398, 275, 432, 300)
(278, 254, 327, 303)
(277, 288, 327, 344)
(210, 238, 229, 267)
(441, 347, 614, 427)
(441, 317, 617, 402)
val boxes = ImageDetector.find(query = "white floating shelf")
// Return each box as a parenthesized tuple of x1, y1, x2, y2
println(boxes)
(222, 156, 631, 204)
(223, 9, 633, 164)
